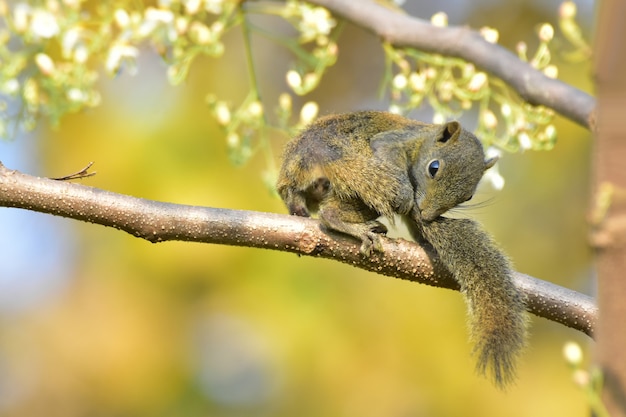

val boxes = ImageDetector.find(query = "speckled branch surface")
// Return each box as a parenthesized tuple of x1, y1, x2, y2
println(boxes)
(0, 162, 596, 337)
(308, 0, 596, 129)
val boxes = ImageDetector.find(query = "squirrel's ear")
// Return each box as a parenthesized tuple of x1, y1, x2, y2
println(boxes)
(439, 121, 461, 143)
(484, 156, 498, 170)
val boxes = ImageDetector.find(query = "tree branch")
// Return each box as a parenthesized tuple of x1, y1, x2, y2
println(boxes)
(0, 161, 596, 337)
(309, 0, 596, 129)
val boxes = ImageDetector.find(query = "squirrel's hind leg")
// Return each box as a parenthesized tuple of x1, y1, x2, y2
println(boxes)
(279, 177, 331, 218)
(318, 198, 386, 256)
(280, 188, 310, 217)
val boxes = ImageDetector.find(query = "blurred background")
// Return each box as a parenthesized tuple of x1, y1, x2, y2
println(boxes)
(0, 0, 595, 416)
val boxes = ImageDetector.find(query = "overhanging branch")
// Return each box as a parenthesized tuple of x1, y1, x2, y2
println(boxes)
(309, 0, 596, 129)
(0, 161, 597, 337)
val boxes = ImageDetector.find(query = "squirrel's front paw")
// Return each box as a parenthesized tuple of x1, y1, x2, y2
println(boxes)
(359, 221, 388, 256)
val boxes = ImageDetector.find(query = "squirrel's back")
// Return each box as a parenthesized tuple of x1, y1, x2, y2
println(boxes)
(280, 111, 423, 171)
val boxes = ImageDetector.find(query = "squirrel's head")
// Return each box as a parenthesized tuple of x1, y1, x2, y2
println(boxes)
(412, 121, 497, 221)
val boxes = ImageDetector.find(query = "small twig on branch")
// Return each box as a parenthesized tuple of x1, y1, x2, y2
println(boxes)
(49, 161, 96, 181)
(309, 0, 596, 129)
(0, 161, 597, 336)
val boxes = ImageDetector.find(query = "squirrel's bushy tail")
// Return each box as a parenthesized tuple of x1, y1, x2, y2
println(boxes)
(416, 217, 529, 389)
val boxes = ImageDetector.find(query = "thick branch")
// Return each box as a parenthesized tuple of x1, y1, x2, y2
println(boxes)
(309, 0, 596, 129)
(0, 161, 597, 336)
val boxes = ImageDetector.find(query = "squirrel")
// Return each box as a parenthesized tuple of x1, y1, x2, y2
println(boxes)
(276, 110, 528, 388)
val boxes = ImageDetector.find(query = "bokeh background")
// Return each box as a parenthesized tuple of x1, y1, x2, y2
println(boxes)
(0, 1, 595, 416)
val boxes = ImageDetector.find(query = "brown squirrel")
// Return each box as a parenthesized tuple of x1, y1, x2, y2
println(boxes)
(277, 110, 528, 388)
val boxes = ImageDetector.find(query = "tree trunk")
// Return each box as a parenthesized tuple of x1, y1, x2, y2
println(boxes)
(593, 1, 626, 416)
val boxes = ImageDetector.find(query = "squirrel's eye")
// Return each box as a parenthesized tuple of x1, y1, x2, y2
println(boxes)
(427, 160, 440, 178)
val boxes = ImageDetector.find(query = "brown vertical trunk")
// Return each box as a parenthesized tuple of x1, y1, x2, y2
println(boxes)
(592, 1, 626, 416)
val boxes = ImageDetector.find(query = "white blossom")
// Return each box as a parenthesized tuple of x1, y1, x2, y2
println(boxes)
(563, 342, 583, 366)
(106, 43, 139, 75)
(67, 88, 86, 102)
(409, 72, 425, 92)
(62, 28, 82, 58)
(482, 109, 497, 129)
(560, 1, 577, 19)
(298, 6, 335, 41)
(35, 53, 55, 75)
(501, 103, 511, 118)
(145, 7, 175, 24)
(30, 8, 59, 38)
(432, 112, 446, 124)
(392, 73, 407, 90)
(114, 8, 130, 28)
(286, 70, 302, 89)
(483, 149, 504, 190)
(300, 101, 319, 125)
(480, 27, 499, 44)
(518, 132, 532, 150)
(226, 132, 239, 148)
(2, 79, 20, 94)
(74, 45, 89, 63)
(430, 12, 448, 27)
(13, 4, 31, 33)
(538, 23, 554, 42)
(468, 72, 487, 91)
(247, 101, 263, 118)
(189, 21, 212, 44)
(184, 0, 202, 14)
(388, 104, 402, 114)
(543, 65, 558, 79)
(545, 124, 556, 141)
(483, 168, 505, 190)
(214, 102, 231, 125)
(205, 0, 224, 14)
(278, 93, 292, 112)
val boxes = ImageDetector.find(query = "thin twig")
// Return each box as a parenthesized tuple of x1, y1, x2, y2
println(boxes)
(49, 161, 96, 181)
